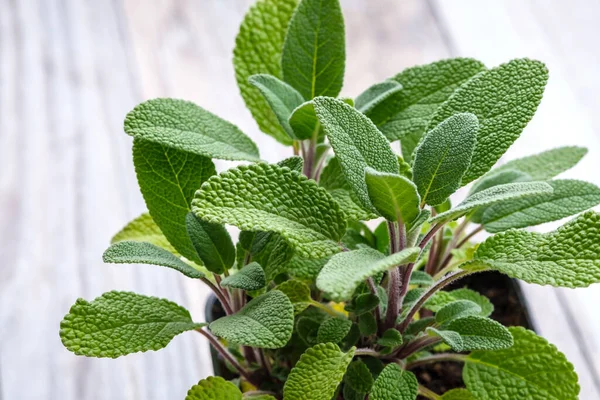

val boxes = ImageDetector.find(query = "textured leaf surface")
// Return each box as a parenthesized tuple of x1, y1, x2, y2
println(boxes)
(111, 213, 177, 254)
(192, 163, 346, 259)
(317, 317, 352, 343)
(133, 139, 216, 263)
(284, 254, 328, 280)
(317, 247, 419, 301)
(412, 113, 478, 206)
(282, 0, 345, 99)
(249, 74, 305, 139)
(409, 270, 434, 286)
(209, 290, 293, 348)
(449, 288, 494, 317)
(221, 262, 266, 291)
(60, 291, 201, 358)
(370, 364, 418, 400)
(365, 168, 420, 225)
(469, 169, 531, 196)
(435, 300, 481, 325)
(233, 0, 298, 144)
(186, 213, 235, 274)
(278, 155, 304, 172)
(429, 59, 549, 183)
(430, 182, 553, 223)
(125, 99, 259, 161)
(314, 96, 399, 211)
(441, 389, 475, 400)
(288, 98, 353, 141)
(370, 58, 486, 145)
(427, 327, 464, 351)
(355, 80, 403, 115)
(277, 279, 312, 314)
(377, 328, 403, 348)
(283, 343, 355, 400)
(102, 241, 204, 279)
(481, 179, 600, 232)
(443, 316, 513, 351)
(464, 327, 579, 400)
(344, 360, 374, 393)
(474, 211, 600, 287)
(185, 376, 242, 400)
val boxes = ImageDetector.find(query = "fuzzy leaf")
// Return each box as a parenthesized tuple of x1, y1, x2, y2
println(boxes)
(283, 343, 355, 400)
(234, 0, 298, 145)
(355, 80, 403, 115)
(429, 59, 549, 184)
(317, 317, 352, 343)
(284, 254, 328, 280)
(209, 290, 293, 348)
(435, 300, 482, 325)
(278, 156, 304, 173)
(463, 327, 579, 400)
(377, 328, 403, 348)
(481, 179, 600, 232)
(370, 364, 418, 400)
(125, 99, 259, 161)
(185, 376, 242, 400)
(441, 389, 475, 400)
(60, 291, 202, 358)
(249, 74, 305, 139)
(344, 360, 374, 393)
(314, 97, 399, 211)
(412, 113, 478, 206)
(358, 312, 378, 336)
(192, 163, 346, 259)
(449, 288, 494, 317)
(111, 213, 177, 254)
(444, 315, 513, 351)
(282, 0, 345, 99)
(469, 169, 531, 196)
(473, 211, 600, 287)
(102, 241, 204, 279)
(409, 270, 434, 286)
(186, 213, 235, 274)
(133, 139, 216, 264)
(221, 262, 266, 291)
(276, 279, 312, 312)
(351, 293, 380, 315)
(317, 247, 420, 301)
(288, 98, 354, 141)
(369, 58, 486, 144)
(427, 327, 464, 351)
(365, 168, 420, 225)
(430, 182, 553, 224)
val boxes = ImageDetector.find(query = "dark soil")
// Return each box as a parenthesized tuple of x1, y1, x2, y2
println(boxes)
(414, 271, 534, 398)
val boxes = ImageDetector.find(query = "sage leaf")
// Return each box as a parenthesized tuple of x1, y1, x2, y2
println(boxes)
(432, 316, 513, 351)
(220, 262, 266, 291)
(344, 360, 374, 393)
(111, 213, 177, 255)
(282, 0, 345, 99)
(278, 155, 304, 172)
(185, 376, 242, 400)
(186, 213, 235, 274)
(365, 168, 420, 225)
(370, 363, 418, 400)
(435, 300, 482, 325)
(441, 389, 475, 400)
(276, 279, 312, 314)
(60, 291, 203, 358)
(317, 317, 352, 343)
(288, 98, 353, 141)
(355, 80, 403, 115)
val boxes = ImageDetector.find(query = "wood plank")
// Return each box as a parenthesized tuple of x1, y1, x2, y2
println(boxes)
(432, 0, 600, 397)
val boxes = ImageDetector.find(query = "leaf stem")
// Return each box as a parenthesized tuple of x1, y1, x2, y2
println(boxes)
(386, 221, 401, 329)
(396, 336, 442, 359)
(201, 277, 233, 315)
(457, 225, 484, 249)
(406, 353, 467, 369)
(367, 277, 383, 334)
(418, 385, 442, 400)
(354, 348, 380, 357)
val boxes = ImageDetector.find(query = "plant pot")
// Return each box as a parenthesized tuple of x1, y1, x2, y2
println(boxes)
(205, 272, 535, 397)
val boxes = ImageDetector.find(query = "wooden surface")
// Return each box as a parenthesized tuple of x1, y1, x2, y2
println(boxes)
(1, 0, 599, 398)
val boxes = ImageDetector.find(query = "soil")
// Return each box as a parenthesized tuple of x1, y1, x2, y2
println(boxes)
(414, 271, 534, 398)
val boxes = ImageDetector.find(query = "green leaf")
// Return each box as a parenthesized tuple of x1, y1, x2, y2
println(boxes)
(288, 98, 353, 141)
(221, 262, 266, 291)
(278, 155, 304, 173)
(185, 376, 242, 400)
(441, 389, 475, 400)
(487, 146, 587, 181)
(344, 360, 374, 393)
(133, 139, 216, 264)
(370, 364, 418, 400)
(277, 279, 312, 314)
(314, 96, 399, 211)
(469, 169, 531, 196)
(125, 99, 260, 161)
(186, 213, 235, 274)
(449, 288, 494, 317)
(430, 182, 553, 224)
(281, 0, 345, 99)
(355, 80, 403, 115)
(209, 290, 293, 348)
(102, 241, 204, 279)
(481, 179, 600, 233)
(365, 168, 420, 225)
(297, 316, 321, 346)
(429, 59, 549, 184)
(192, 163, 346, 259)
(284, 254, 328, 280)
(427, 327, 464, 351)
(234, 0, 298, 145)
(317, 247, 420, 301)
(370, 58, 486, 144)
(111, 212, 177, 254)
(473, 211, 600, 287)
(350, 293, 380, 315)
(443, 315, 513, 351)
(283, 343, 355, 400)
(243, 394, 277, 400)
(406, 209, 430, 246)
(377, 328, 403, 348)
(435, 300, 481, 325)
(251, 233, 295, 281)
(249, 74, 305, 140)
(412, 113, 478, 206)
(464, 327, 579, 400)
(358, 312, 378, 336)
(317, 317, 352, 343)
(409, 270, 434, 286)
(60, 291, 202, 358)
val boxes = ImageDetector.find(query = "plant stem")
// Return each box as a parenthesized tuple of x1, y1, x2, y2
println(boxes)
(258, 349, 271, 374)
(354, 348, 380, 357)
(406, 353, 467, 369)
(196, 328, 256, 385)
(456, 225, 484, 249)
(419, 222, 444, 250)
(396, 336, 442, 359)
(424, 231, 439, 275)
(418, 385, 442, 400)
(367, 277, 383, 333)
(385, 221, 401, 329)
(201, 277, 233, 315)
(397, 270, 474, 333)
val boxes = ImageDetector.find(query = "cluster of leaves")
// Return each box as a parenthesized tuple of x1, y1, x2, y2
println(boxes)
(58, 0, 600, 399)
